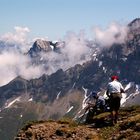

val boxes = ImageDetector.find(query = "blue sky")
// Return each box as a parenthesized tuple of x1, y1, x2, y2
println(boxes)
(0, 0, 140, 40)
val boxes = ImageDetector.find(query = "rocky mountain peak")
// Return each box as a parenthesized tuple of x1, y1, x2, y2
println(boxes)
(128, 18, 140, 36)
(128, 18, 140, 28)
(28, 39, 52, 57)
(33, 39, 52, 51)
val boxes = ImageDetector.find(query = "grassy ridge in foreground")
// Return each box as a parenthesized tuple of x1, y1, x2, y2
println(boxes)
(15, 106, 140, 140)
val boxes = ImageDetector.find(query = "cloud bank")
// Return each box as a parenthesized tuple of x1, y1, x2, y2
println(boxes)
(0, 50, 45, 86)
(0, 22, 128, 86)
(38, 30, 91, 75)
(0, 26, 30, 52)
(0, 26, 30, 44)
(0, 26, 45, 86)
(93, 22, 128, 47)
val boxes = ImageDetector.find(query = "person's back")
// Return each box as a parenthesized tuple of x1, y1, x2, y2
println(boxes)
(106, 75, 124, 125)
(107, 80, 124, 94)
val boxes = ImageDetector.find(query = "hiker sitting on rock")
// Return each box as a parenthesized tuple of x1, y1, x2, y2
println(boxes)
(85, 92, 105, 123)
(106, 75, 124, 125)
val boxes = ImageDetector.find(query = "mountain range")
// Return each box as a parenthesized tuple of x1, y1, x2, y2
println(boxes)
(0, 18, 140, 139)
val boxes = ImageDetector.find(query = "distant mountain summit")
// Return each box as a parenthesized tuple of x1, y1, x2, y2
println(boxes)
(128, 18, 140, 28)
(128, 18, 140, 35)
(28, 39, 52, 57)
(28, 39, 65, 57)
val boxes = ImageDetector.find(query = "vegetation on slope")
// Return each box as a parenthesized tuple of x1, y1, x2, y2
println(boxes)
(15, 106, 140, 140)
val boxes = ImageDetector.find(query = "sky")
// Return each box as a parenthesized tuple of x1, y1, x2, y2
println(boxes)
(0, 0, 140, 40)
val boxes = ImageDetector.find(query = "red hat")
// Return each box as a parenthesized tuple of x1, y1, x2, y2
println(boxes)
(111, 75, 119, 81)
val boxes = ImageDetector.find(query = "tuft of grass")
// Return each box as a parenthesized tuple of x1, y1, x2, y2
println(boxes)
(119, 114, 140, 131)
(99, 106, 140, 140)
(55, 127, 76, 138)
(99, 124, 120, 139)
(58, 117, 78, 127)
(93, 112, 110, 120)
(58, 117, 71, 124)
(21, 120, 45, 131)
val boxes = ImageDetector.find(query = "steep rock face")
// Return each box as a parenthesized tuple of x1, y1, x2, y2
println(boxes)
(0, 76, 28, 107)
(28, 39, 52, 57)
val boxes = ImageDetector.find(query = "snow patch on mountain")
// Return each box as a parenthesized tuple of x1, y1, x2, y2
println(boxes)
(121, 91, 140, 107)
(66, 106, 74, 113)
(50, 45, 54, 50)
(5, 97, 21, 108)
(74, 87, 89, 120)
(121, 93, 127, 106)
(82, 87, 88, 109)
(136, 84, 140, 92)
(121, 82, 140, 106)
(133, 92, 140, 97)
(72, 82, 76, 88)
(124, 82, 135, 91)
(103, 67, 107, 73)
(28, 98, 33, 101)
(56, 91, 61, 100)
(121, 57, 127, 61)
(99, 61, 102, 67)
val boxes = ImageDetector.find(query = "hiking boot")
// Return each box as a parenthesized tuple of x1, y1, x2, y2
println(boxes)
(110, 119, 116, 126)
(114, 119, 117, 124)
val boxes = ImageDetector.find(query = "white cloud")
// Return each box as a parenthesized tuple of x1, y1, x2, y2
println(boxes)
(0, 50, 45, 86)
(62, 30, 90, 67)
(93, 22, 128, 47)
(0, 22, 129, 86)
(0, 26, 30, 52)
(39, 30, 91, 74)
(0, 26, 30, 43)
(0, 27, 92, 86)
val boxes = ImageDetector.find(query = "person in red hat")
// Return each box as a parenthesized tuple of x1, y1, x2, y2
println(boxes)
(106, 75, 124, 125)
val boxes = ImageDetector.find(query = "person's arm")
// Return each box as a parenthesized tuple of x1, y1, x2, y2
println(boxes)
(106, 89, 110, 97)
